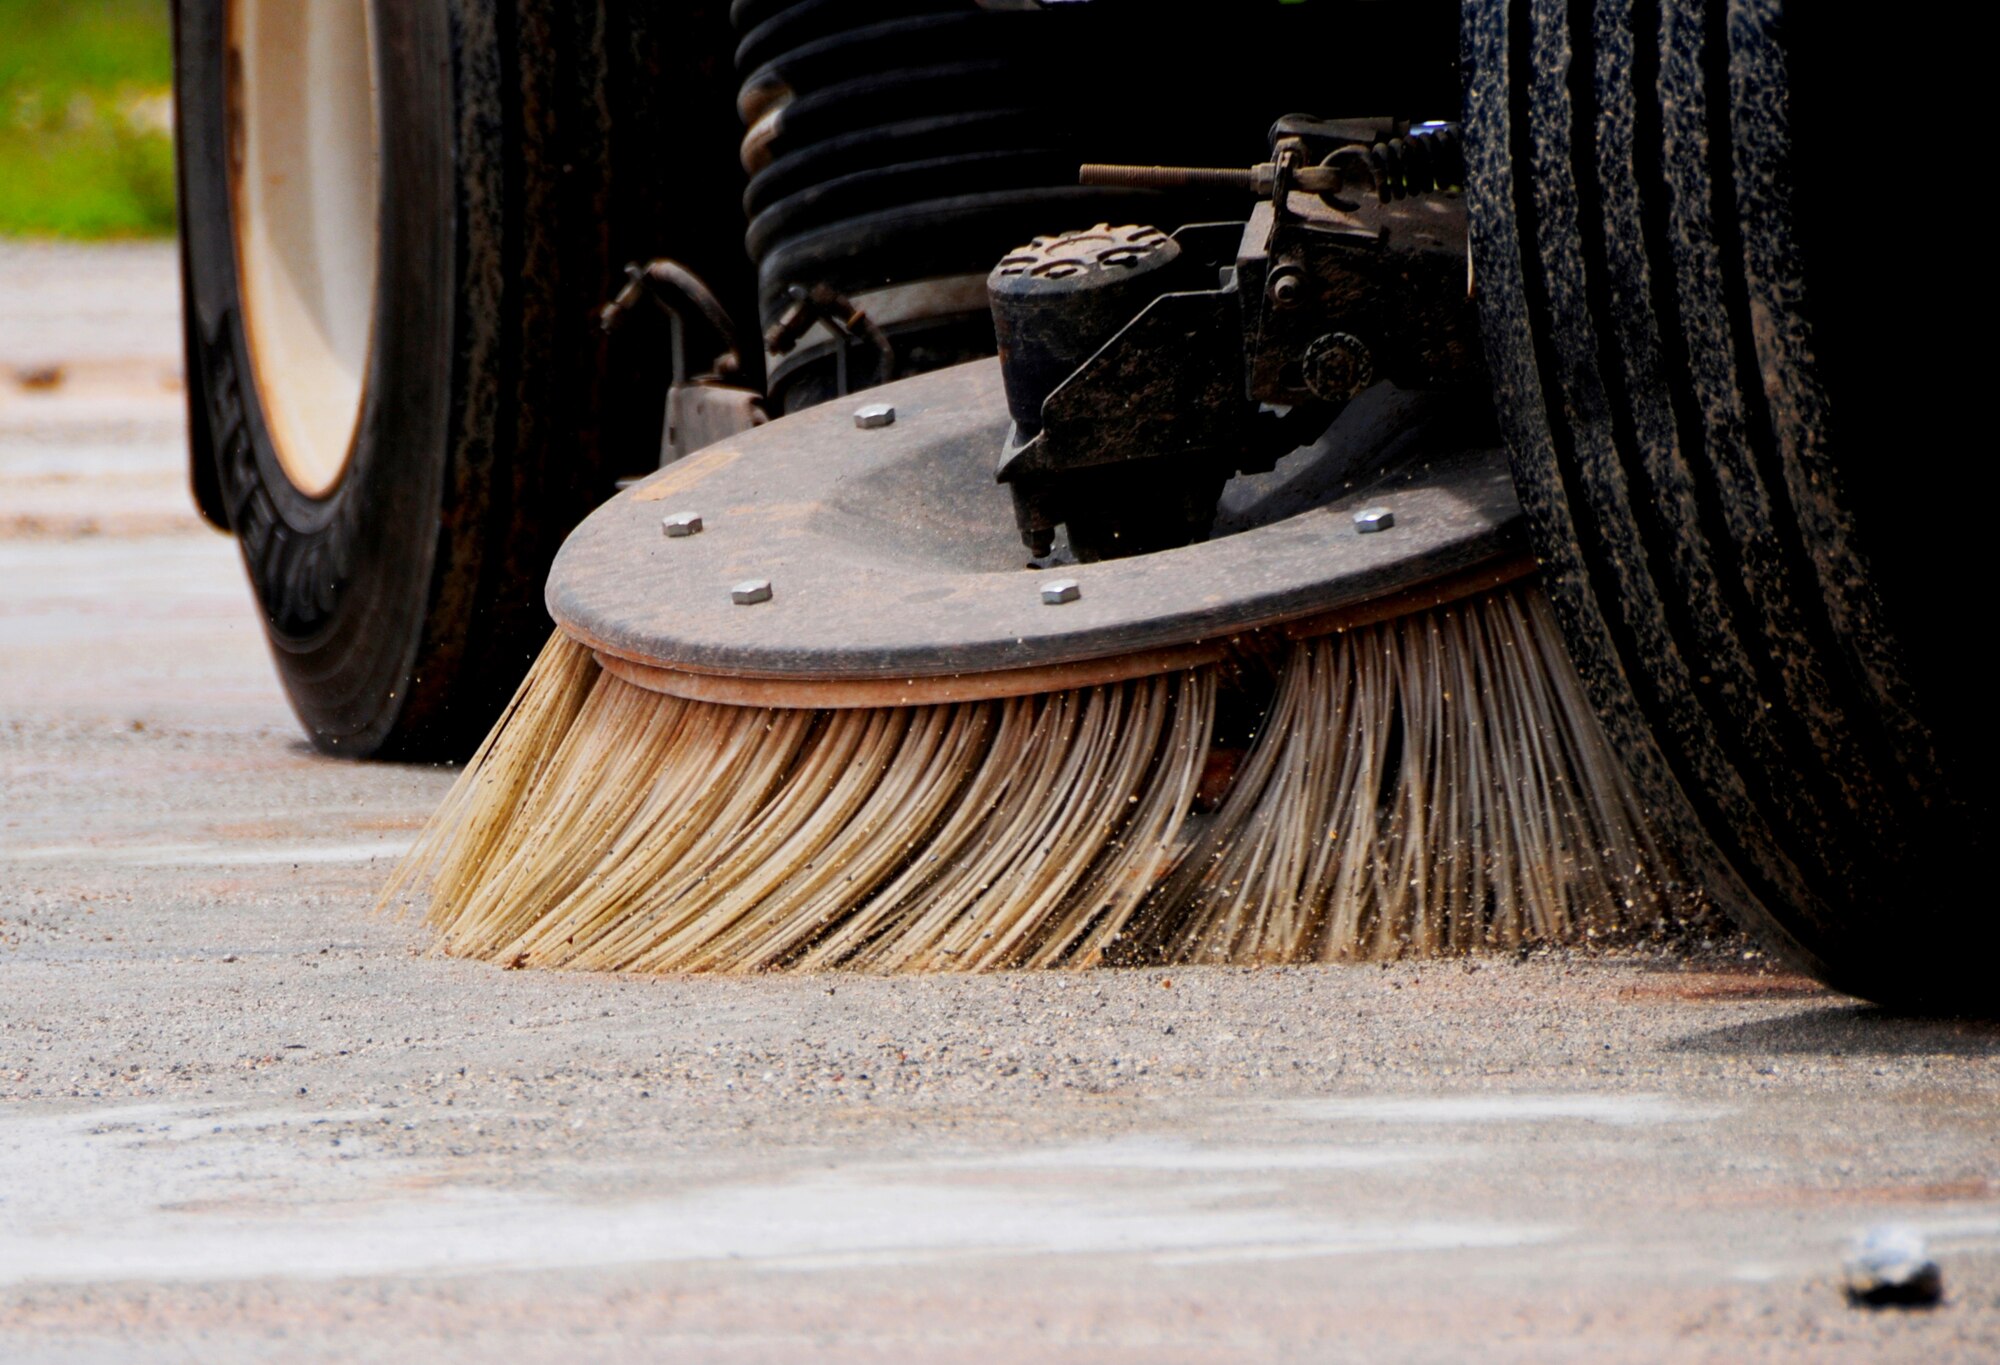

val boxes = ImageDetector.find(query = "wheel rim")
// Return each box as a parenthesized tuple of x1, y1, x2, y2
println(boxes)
(227, 0, 380, 499)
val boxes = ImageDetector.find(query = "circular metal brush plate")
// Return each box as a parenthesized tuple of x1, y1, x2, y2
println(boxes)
(549, 359, 1526, 703)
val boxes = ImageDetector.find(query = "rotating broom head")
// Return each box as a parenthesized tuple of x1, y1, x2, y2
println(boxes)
(389, 361, 1699, 972)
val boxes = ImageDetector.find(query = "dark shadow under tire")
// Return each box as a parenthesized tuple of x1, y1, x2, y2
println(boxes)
(175, 0, 746, 760)
(1464, 0, 1993, 1011)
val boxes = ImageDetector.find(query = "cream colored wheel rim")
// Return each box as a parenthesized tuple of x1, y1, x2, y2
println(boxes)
(228, 0, 380, 499)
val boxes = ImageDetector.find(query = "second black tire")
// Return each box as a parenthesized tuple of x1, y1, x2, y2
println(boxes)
(175, 0, 749, 758)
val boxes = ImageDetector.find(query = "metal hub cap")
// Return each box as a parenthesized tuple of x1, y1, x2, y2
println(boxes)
(228, 0, 381, 498)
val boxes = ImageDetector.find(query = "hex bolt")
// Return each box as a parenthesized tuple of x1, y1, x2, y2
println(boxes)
(731, 579, 773, 605)
(1040, 578, 1081, 605)
(1354, 507, 1395, 533)
(661, 511, 703, 538)
(853, 402, 896, 429)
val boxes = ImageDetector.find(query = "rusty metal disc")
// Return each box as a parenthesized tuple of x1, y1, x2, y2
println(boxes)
(548, 358, 1527, 706)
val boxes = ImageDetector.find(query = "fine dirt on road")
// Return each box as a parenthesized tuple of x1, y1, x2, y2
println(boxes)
(2, 241, 1997, 1362)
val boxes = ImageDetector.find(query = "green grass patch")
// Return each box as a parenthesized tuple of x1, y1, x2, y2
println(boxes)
(0, 0, 175, 238)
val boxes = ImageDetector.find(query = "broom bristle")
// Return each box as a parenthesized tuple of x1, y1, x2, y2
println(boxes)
(388, 584, 1693, 972)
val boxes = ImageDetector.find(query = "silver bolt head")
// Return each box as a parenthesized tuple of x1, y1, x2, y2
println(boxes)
(661, 511, 703, 538)
(1354, 506, 1395, 533)
(1040, 578, 1081, 605)
(731, 579, 773, 605)
(853, 402, 897, 429)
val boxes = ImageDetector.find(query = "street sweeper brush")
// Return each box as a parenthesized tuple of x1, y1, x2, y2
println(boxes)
(388, 361, 1697, 972)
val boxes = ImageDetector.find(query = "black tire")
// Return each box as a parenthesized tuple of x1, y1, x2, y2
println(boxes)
(1464, 1, 1993, 1010)
(174, 0, 747, 759)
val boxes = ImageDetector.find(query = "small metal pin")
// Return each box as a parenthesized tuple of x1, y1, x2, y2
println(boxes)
(731, 579, 773, 605)
(661, 511, 703, 538)
(1354, 506, 1395, 533)
(1040, 578, 1081, 605)
(853, 402, 896, 429)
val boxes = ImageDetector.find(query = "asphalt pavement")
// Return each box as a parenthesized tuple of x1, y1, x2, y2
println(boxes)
(1, 240, 1996, 1362)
